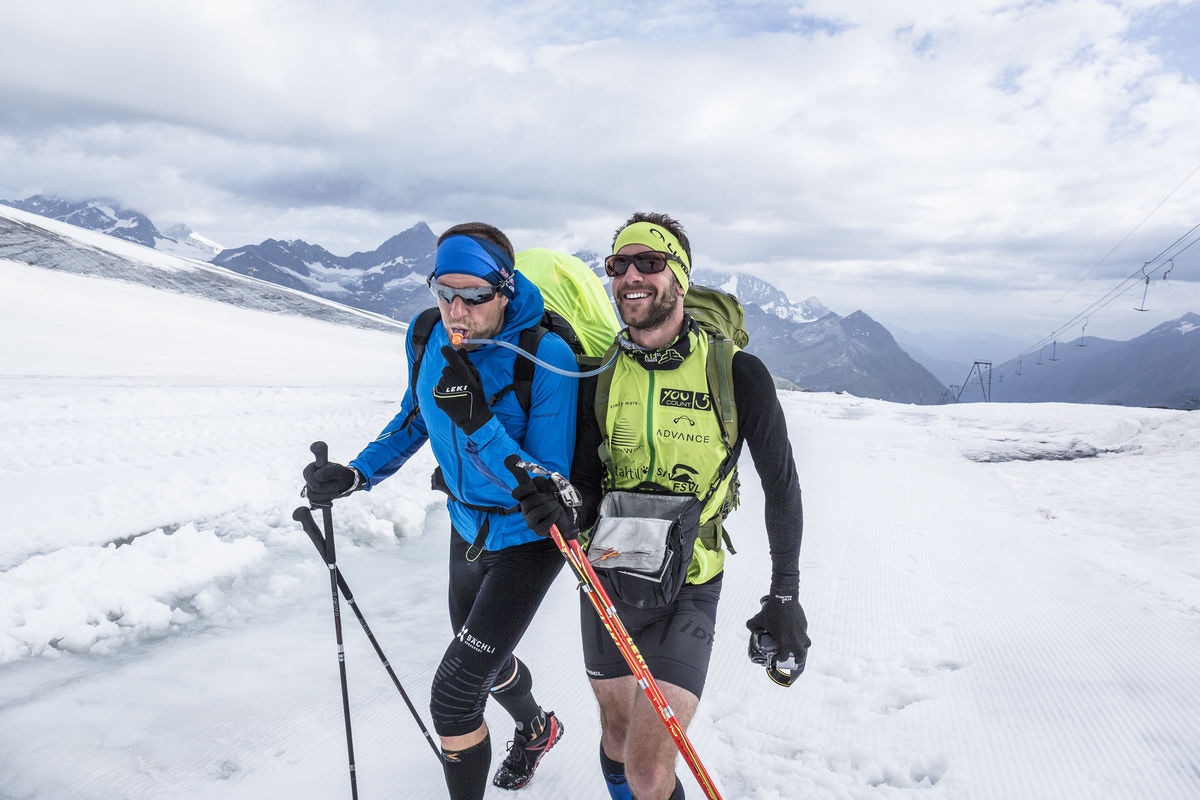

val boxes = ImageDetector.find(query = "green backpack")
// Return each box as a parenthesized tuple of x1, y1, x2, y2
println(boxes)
(515, 248, 620, 359)
(681, 283, 747, 450)
(685, 284, 749, 347)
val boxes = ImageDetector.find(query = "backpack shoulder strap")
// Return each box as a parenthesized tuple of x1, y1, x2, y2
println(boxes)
(592, 342, 619, 431)
(703, 332, 738, 449)
(509, 324, 549, 414)
(702, 331, 741, 553)
(510, 309, 596, 414)
(399, 306, 443, 430)
(592, 342, 620, 482)
(410, 306, 442, 366)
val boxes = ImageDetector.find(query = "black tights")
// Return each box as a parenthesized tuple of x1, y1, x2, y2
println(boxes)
(429, 529, 563, 737)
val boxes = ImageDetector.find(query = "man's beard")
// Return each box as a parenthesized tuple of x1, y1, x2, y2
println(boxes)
(618, 285, 677, 332)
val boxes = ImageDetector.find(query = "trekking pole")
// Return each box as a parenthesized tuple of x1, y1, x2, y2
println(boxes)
(504, 456, 724, 800)
(562, 534, 723, 800)
(293, 441, 358, 800)
(293, 504, 442, 760)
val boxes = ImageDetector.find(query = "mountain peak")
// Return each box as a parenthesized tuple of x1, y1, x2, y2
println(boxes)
(1151, 312, 1200, 337)
(1, 193, 226, 260)
(2, 194, 161, 248)
(800, 296, 832, 320)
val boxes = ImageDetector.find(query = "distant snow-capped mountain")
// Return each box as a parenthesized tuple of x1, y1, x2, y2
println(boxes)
(4, 193, 949, 403)
(0, 204, 400, 334)
(211, 224, 438, 323)
(0, 195, 223, 261)
(711, 271, 829, 324)
(215, 228, 945, 403)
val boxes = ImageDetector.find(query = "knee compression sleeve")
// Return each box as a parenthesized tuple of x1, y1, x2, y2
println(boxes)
(430, 654, 491, 737)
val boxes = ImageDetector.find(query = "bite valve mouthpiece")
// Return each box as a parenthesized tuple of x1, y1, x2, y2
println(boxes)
(450, 332, 465, 347)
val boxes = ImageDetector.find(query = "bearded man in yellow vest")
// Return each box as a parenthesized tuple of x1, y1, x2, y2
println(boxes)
(510, 212, 810, 800)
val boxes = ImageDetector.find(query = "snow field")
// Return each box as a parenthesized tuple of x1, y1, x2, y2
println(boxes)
(2, 259, 1199, 799)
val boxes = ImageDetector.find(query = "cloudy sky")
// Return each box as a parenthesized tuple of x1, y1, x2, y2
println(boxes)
(2, 0, 1199, 345)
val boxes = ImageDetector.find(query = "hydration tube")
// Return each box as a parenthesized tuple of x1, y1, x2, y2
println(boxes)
(450, 333, 617, 378)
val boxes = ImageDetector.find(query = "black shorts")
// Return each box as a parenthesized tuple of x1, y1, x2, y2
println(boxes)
(580, 574, 722, 698)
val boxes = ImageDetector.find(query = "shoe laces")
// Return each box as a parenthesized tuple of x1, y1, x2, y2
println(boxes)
(507, 716, 553, 763)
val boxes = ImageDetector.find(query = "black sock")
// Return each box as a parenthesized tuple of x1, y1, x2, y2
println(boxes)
(440, 733, 491, 800)
(600, 743, 633, 800)
(489, 657, 544, 738)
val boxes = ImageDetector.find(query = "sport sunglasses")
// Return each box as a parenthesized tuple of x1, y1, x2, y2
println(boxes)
(603, 251, 683, 278)
(428, 280, 502, 306)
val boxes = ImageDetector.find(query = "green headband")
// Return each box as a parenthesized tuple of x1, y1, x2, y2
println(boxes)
(612, 221, 691, 292)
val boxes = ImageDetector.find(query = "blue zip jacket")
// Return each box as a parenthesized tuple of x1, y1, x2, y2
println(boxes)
(350, 272, 578, 551)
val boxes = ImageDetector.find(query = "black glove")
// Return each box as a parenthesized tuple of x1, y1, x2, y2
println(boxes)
(433, 346, 493, 435)
(511, 475, 579, 540)
(303, 461, 363, 507)
(746, 590, 810, 681)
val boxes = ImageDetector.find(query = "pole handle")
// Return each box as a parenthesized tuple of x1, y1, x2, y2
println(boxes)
(292, 506, 326, 555)
(310, 440, 329, 468)
(504, 454, 528, 485)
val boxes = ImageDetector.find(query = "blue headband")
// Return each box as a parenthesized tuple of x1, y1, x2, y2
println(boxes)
(433, 235, 516, 297)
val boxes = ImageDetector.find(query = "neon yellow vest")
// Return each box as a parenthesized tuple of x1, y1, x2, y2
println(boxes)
(601, 331, 738, 583)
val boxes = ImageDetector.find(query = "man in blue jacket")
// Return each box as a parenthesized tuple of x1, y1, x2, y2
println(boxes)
(303, 222, 577, 800)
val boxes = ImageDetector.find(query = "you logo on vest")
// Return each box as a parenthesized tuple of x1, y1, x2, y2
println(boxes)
(659, 387, 713, 411)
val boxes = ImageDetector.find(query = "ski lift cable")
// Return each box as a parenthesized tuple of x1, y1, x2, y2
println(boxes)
(1056, 163, 1200, 300)
(1168, 234, 1200, 260)
(1060, 225, 1200, 322)
(1037, 226, 1197, 339)
(1006, 230, 1198, 372)
(1029, 266, 1154, 350)
(1003, 223, 1200, 368)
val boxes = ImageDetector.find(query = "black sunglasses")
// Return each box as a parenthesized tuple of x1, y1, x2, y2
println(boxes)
(603, 251, 682, 278)
(428, 281, 502, 306)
